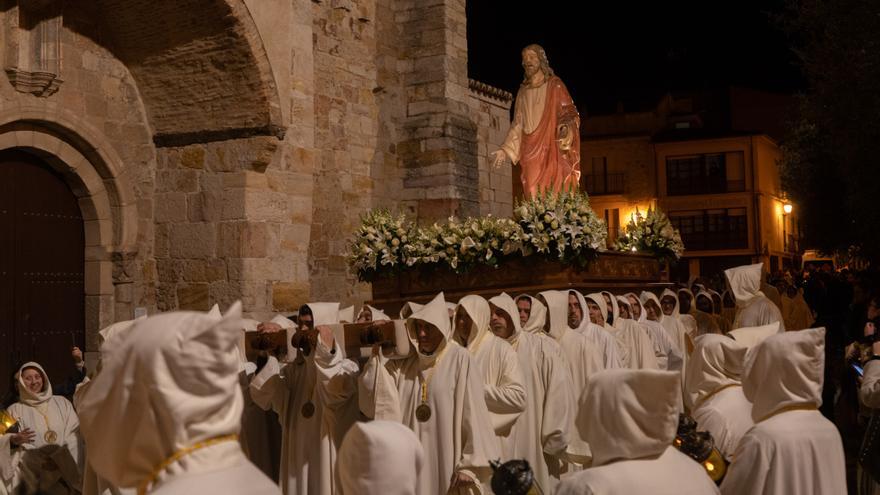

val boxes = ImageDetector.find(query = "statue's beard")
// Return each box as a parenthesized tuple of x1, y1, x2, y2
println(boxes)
(524, 65, 539, 79)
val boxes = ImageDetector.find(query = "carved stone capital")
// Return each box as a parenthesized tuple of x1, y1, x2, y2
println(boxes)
(5, 67, 62, 96)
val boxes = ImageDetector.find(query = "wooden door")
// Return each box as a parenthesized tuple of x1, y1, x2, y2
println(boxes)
(0, 150, 84, 400)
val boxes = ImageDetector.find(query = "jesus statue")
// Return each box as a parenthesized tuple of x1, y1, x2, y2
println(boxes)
(491, 44, 581, 199)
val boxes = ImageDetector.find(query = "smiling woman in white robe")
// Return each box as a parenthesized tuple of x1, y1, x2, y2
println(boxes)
(77, 303, 279, 495)
(724, 263, 786, 331)
(359, 293, 499, 494)
(720, 327, 846, 495)
(249, 302, 360, 495)
(556, 369, 720, 495)
(1, 362, 83, 495)
(454, 294, 526, 437)
(490, 293, 574, 493)
(684, 334, 753, 460)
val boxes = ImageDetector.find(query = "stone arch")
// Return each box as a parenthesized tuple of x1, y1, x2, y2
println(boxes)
(69, 0, 287, 146)
(0, 105, 140, 340)
(0, 103, 139, 253)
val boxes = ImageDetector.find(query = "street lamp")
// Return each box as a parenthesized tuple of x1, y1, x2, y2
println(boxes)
(783, 202, 793, 215)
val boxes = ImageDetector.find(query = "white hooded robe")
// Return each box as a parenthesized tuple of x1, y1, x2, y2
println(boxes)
(489, 293, 573, 494)
(684, 334, 753, 460)
(593, 292, 658, 370)
(556, 369, 720, 495)
(720, 327, 846, 495)
(338, 420, 424, 495)
(724, 264, 786, 331)
(569, 291, 621, 369)
(250, 303, 360, 495)
(539, 290, 604, 465)
(77, 304, 279, 495)
(1, 362, 83, 495)
(455, 295, 526, 436)
(359, 293, 500, 494)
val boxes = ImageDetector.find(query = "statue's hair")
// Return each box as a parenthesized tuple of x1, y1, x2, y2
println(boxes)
(521, 44, 554, 83)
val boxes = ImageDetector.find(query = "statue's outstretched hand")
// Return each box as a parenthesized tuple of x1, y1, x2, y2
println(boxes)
(490, 149, 507, 169)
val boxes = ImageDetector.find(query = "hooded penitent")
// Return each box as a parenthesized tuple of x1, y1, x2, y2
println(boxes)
(359, 292, 499, 494)
(250, 299, 359, 495)
(721, 327, 846, 495)
(77, 303, 279, 495)
(724, 263, 786, 331)
(338, 306, 355, 323)
(338, 420, 424, 495)
(624, 293, 682, 372)
(597, 291, 658, 370)
(516, 295, 548, 335)
(569, 291, 621, 369)
(489, 293, 573, 493)
(539, 290, 603, 464)
(662, 288, 697, 337)
(684, 335, 753, 459)
(455, 294, 526, 435)
(556, 369, 720, 495)
(642, 291, 689, 362)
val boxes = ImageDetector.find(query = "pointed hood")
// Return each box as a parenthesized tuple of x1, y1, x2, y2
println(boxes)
(399, 301, 424, 319)
(208, 303, 222, 319)
(728, 322, 779, 350)
(600, 291, 619, 326)
(78, 303, 246, 489)
(639, 291, 663, 322)
(538, 290, 570, 341)
(516, 294, 547, 334)
(584, 292, 609, 327)
(661, 288, 682, 317)
(489, 292, 524, 340)
(359, 305, 390, 322)
(684, 334, 748, 410)
(743, 327, 826, 422)
(304, 302, 341, 326)
(339, 420, 424, 495)
(678, 287, 696, 315)
(339, 305, 355, 323)
(569, 290, 592, 331)
(15, 362, 53, 406)
(625, 292, 647, 323)
(406, 293, 451, 357)
(616, 296, 633, 320)
(455, 294, 492, 349)
(578, 369, 681, 467)
(725, 263, 765, 307)
(695, 290, 715, 314)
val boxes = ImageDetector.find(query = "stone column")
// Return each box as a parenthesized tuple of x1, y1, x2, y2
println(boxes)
(395, 0, 479, 223)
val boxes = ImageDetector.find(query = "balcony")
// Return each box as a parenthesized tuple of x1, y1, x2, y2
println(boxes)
(584, 173, 626, 195)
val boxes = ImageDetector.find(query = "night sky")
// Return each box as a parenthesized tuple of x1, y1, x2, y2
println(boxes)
(466, 1, 805, 115)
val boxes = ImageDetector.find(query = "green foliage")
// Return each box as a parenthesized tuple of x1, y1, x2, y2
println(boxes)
(778, 0, 880, 257)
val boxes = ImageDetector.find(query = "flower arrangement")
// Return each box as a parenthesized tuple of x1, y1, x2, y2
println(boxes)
(409, 216, 526, 273)
(347, 191, 662, 281)
(515, 189, 607, 267)
(614, 207, 685, 262)
(347, 209, 413, 282)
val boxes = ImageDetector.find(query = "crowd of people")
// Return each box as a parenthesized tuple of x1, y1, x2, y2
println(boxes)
(4, 260, 875, 495)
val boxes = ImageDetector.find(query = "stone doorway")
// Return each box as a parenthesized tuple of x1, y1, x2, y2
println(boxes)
(0, 150, 84, 400)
